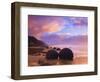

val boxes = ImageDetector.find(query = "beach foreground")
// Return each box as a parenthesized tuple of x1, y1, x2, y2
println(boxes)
(28, 55, 88, 66)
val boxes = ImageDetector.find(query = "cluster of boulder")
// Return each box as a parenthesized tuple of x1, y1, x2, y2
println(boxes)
(46, 48, 73, 60)
(28, 36, 74, 61)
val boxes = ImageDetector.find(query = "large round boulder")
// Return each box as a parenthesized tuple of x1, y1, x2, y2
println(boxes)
(59, 48, 73, 60)
(46, 50, 59, 60)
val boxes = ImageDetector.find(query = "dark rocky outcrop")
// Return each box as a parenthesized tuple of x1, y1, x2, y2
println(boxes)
(28, 36, 48, 47)
(28, 36, 48, 54)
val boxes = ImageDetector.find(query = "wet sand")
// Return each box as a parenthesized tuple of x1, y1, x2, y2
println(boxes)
(28, 44, 88, 66)
(28, 55, 87, 66)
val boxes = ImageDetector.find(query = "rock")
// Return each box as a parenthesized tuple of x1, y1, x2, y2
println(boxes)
(46, 50, 59, 60)
(28, 36, 48, 47)
(59, 48, 73, 60)
(56, 48, 61, 51)
(28, 36, 48, 54)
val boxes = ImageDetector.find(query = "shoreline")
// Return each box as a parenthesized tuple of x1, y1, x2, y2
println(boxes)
(28, 55, 88, 66)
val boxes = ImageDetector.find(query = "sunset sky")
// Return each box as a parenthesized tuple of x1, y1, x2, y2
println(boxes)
(28, 15, 88, 45)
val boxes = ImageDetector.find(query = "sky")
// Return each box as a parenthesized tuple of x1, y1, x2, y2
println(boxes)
(28, 15, 88, 45)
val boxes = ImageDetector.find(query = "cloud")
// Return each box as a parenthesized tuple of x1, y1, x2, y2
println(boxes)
(42, 21, 62, 32)
(28, 15, 88, 39)
(28, 15, 64, 38)
(40, 34, 87, 45)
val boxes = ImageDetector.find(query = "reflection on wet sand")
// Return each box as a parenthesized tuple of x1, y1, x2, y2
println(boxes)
(28, 55, 87, 66)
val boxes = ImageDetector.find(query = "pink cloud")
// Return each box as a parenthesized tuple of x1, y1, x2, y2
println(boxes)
(28, 16, 64, 38)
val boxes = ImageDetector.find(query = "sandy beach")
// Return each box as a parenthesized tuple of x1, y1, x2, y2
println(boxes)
(28, 55, 87, 66)
(28, 44, 88, 66)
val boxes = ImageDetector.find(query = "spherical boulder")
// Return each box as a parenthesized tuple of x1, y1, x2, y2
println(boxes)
(46, 50, 59, 60)
(59, 48, 73, 60)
